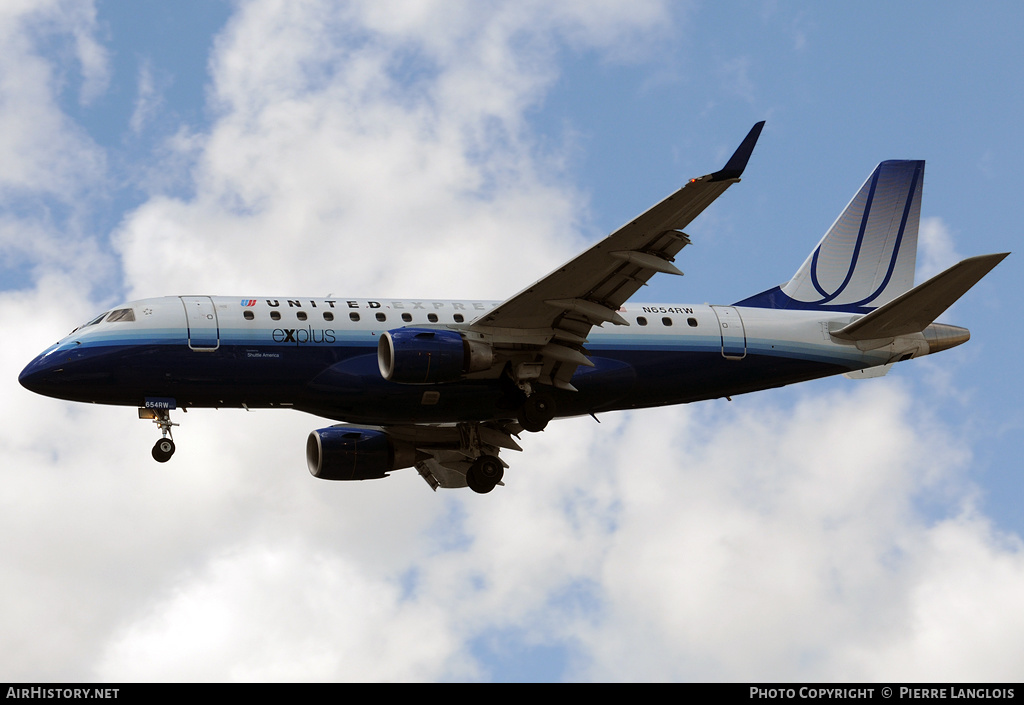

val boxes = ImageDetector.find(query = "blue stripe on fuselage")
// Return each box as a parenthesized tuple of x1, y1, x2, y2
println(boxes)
(22, 308, 865, 423)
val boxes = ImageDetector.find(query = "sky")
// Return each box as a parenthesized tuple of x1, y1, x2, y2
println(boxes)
(2, 0, 1022, 683)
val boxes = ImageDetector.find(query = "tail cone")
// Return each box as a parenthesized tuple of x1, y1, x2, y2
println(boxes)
(924, 323, 970, 354)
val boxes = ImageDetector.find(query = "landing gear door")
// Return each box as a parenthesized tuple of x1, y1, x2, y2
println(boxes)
(711, 305, 746, 360)
(181, 296, 220, 351)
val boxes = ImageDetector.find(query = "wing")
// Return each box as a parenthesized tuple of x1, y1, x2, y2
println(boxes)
(467, 122, 764, 391)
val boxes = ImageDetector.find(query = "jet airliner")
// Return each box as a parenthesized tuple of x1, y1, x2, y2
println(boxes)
(19, 123, 1008, 493)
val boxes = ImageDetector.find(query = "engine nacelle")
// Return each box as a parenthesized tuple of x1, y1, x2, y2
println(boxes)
(378, 327, 493, 384)
(306, 426, 417, 481)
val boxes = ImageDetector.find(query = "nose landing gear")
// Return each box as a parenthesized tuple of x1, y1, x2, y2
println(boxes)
(139, 406, 179, 462)
(152, 437, 176, 462)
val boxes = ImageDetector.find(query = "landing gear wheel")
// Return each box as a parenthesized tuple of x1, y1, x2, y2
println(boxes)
(142, 406, 179, 462)
(467, 455, 504, 494)
(152, 438, 176, 463)
(518, 393, 555, 433)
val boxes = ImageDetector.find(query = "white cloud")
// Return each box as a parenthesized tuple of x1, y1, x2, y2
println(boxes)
(841, 512, 1024, 681)
(129, 59, 162, 135)
(0, 0, 112, 301)
(0, 1, 107, 198)
(556, 386, 1024, 681)
(719, 56, 756, 103)
(95, 544, 469, 682)
(112, 0, 675, 301)
(917, 216, 961, 283)
(3, 0, 1022, 684)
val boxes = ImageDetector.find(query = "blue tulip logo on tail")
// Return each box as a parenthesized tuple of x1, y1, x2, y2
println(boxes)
(737, 160, 924, 313)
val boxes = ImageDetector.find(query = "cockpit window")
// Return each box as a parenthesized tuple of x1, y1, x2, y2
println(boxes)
(70, 311, 109, 335)
(106, 308, 135, 323)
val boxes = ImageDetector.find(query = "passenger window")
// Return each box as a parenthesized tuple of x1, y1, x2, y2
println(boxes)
(427, 313, 438, 323)
(270, 311, 281, 321)
(323, 312, 334, 322)
(454, 314, 464, 323)
(350, 312, 360, 322)
(297, 311, 308, 321)
(402, 313, 412, 323)
(376, 312, 386, 322)
(243, 310, 255, 320)
(637, 316, 648, 326)
(662, 317, 673, 327)
(687, 317, 698, 327)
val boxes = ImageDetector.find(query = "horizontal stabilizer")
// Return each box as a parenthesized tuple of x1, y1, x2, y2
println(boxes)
(831, 253, 1009, 341)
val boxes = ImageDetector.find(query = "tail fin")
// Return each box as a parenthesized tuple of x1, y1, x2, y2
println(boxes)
(737, 160, 925, 313)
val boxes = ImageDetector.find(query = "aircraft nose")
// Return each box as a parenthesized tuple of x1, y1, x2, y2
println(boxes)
(20, 339, 120, 403)
(19, 345, 70, 397)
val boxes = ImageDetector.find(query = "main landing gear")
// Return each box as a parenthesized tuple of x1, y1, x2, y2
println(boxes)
(517, 391, 556, 433)
(139, 407, 179, 463)
(466, 454, 504, 494)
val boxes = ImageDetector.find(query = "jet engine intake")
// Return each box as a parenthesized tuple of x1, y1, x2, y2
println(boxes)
(307, 426, 418, 481)
(378, 328, 492, 384)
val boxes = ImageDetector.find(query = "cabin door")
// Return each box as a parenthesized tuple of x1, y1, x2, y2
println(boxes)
(181, 296, 220, 351)
(711, 306, 746, 360)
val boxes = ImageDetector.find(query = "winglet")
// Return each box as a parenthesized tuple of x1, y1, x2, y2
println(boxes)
(710, 121, 765, 182)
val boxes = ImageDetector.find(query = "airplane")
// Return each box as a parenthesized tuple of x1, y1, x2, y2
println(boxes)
(19, 122, 1008, 494)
